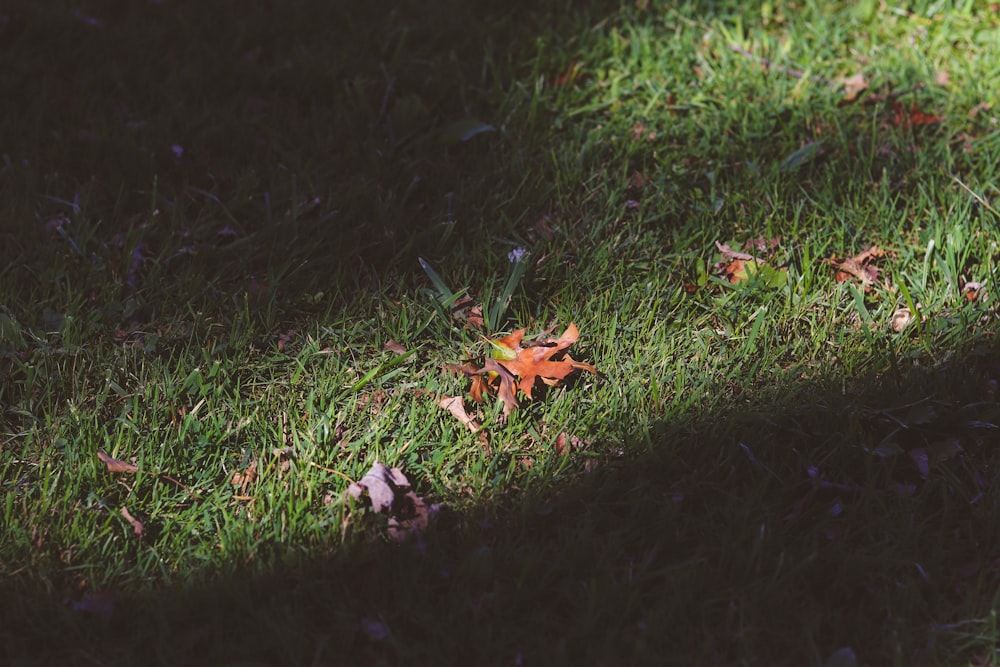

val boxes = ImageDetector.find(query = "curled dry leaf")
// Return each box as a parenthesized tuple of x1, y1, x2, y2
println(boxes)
(963, 282, 984, 301)
(346, 462, 412, 514)
(230, 459, 257, 494)
(120, 506, 144, 537)
(839, 72, 868, 104)
(97, 448, 138, 474)
(272, 446, 294, 472)
(382, 339, 407, 355)
(345, 463, 440, 542)
(438, 395, 481, 432)
(890, 307, 914, 333)
(824, 245, 885, 287)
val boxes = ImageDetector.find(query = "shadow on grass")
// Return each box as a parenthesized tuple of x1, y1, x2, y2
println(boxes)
(5, 344, 1000, 666)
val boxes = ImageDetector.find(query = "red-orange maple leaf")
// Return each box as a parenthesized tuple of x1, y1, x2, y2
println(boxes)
(467, 323, 597, 418)
(495, 323, 596, 398)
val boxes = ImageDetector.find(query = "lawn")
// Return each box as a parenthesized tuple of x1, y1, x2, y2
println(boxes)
(3, 0, 1000, 664)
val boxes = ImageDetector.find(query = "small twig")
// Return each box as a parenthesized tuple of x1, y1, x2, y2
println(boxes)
(307, 460, 356, 485)
(157, 473, 202, 501)
(953, 176, 1000, 220)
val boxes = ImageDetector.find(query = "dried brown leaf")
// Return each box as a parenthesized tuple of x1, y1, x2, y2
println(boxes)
(382, 340, 407, 355)
(438, 395, 481, 432)
(120, 506, 144, 537)
(97, 449, 138, 474)
(891, 307, 914, 333)
(839, 72, 868, 103)
(824, 245, 885, 286)
(715, 240, 764, 263)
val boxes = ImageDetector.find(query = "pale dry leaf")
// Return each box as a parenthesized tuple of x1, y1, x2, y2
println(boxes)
(438, 395, 481, 432)
(272, 446, 294, 472)
(97, 448, 138, 474)
(840, 72, 868, 102)
(346, 462, 411, 513)
(891, 307, 914, 333)
(715, 240, 764, 263)
(120, 506, 144, 537)
(382, 340, 407, 355)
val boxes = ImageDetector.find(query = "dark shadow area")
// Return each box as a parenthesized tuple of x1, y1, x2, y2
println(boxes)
(4, 345, 1000, 665)
(3, 1, 1000, 665)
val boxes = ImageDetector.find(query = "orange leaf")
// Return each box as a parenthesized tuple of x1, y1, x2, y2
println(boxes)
(494, 323, 597, 399)
(892, 101, 944, 128)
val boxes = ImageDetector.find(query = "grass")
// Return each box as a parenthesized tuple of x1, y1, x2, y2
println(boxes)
(3, 0, 1000, 664)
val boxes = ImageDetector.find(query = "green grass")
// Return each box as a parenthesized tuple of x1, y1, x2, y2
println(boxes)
(3, 0, 1000, 664)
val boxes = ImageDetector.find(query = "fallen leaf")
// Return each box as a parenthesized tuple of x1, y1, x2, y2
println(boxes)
(346, 462, 411, 514)
(824, 245, 885, 287)
(839, 72, 868, 103)
(346, 463, 440, 542)
(97, 448, 138, 474)
(480, 357, 520, 418)
(272, 446, 294, 472)
(438, 395, 481, 432)
(891, 307, 914, 333)
(963, 281, 984, 301)
(491, 323, 597, 399)
(383, 340, 407, 355)
(276, 329, 296, 352)
(715, 240, 764, 263)
(230, 460, 258, 491)
(387, 490, 440, 543)
(120, 506, 144, 537)
(892, 101, 945, 128)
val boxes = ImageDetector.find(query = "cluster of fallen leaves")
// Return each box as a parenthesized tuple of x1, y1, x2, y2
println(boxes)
(95, 448, 200, 538)
(713, 238, 788, 287)
(697, 237, 891, 293)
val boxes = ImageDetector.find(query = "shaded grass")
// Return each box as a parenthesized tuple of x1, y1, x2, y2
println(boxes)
(3, 0, 1000, 664)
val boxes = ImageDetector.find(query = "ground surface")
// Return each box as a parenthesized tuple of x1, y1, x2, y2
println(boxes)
(3, 1, 1000, 665)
